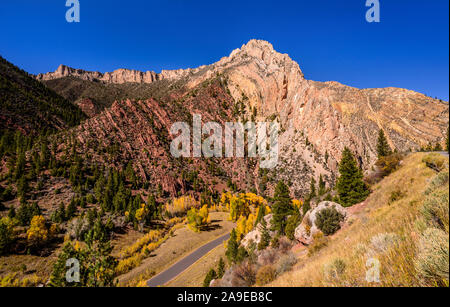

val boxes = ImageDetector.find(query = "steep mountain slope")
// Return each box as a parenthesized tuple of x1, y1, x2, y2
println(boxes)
(42, 76, 177, 117)
(0, 56, 85, 134)
(269, 153, 449, 287)
(36, 40, 449, 197)
(63, 76, 257, 197)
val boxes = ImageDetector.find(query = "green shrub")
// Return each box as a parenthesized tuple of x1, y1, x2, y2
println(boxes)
(236, 246, 248, 264)
(422, 154, 447, 172)
(415, 228, 449, 286)
(271, 235, 280, 249)
(422, 189, 449, 232)
(425, 171, 449, 195)
(308, 232, 329, 256)
(323, 258, 346, 282)
(285, 214, 301, 240)
(375, 153, 403, 178)
(256, 265, 276, 286)
(388, 190, 405, 205)
(369, 233, 399, 255)
(315, 207, 344, 236)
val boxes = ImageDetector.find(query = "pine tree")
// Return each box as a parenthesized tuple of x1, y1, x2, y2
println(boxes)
(285, 213, 301, 241)
(217, 258, 225, 278)
(0, 217, 14, 255)
(272, 181, 293, 234)
(226, 229, 239, 264)
(236, 246, 248, 263)
(336, 147, 370, 207)
(14, 151, 26, 181)
(203, 268, 217, 287)
(66, 199, 77, 220)
(318, 174, 326, 196)
(147, 193, 157, 219)
(309, 177, 316, 198)
(376, 129, 392, 158)
(271, 181, 293, 235)
(302, 197, 311, 215)
(254, 204, 266, 227)
(258, 218, 270, 251)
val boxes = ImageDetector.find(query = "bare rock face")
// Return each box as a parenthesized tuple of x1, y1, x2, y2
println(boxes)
(241, 214, 274, 248)
(36, 65, 161, 84)
(75, 98, 100, 118)
(294, 201, 347, 245)
(35, 64, 204, 85)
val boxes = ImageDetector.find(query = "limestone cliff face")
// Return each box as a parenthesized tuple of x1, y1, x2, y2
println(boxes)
(35, 64, 204, 84)
(37, 40, 449, 197)
(36, 65, 160, 84)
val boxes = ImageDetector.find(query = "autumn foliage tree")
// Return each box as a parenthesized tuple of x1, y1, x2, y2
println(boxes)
(165, 195, 199, 218)
(27, 215, 48, 247)
(187, 205, 211, 232)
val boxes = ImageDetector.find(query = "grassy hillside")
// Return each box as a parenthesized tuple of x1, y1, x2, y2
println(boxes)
(269, 153, 449, 287)
(0, 56, 85, 134)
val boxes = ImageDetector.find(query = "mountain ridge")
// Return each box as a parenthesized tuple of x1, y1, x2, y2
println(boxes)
(32, 39, 449, 196)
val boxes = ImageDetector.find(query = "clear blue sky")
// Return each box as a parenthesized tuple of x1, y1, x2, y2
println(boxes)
(0, 0, 448, 100)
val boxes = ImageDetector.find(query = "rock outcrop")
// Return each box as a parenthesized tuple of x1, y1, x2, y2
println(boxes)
(36, 64, 205, 84)
(295, 201, 347, 245)
(241, 214, 274, 248)
(36, 65, 160, 84)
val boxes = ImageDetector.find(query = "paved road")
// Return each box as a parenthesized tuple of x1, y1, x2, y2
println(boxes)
(436, 151, 449, 158)
(147, 232, 230, 287)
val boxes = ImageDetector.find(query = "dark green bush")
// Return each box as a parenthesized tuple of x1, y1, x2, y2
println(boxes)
(315, 207, 344, 236)
(285, 214, 301, 240)
(203, 268, 217, 287)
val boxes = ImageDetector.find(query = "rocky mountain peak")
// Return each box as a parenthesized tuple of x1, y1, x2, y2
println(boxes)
(231, 39, 275, 58)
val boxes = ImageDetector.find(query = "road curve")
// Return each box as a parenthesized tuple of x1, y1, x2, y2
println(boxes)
(437, 151, 449, 158)
(147, 232, 230, 287)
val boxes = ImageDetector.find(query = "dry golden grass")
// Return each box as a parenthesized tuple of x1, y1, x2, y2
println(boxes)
(269, 153, 449, 287)
(166, 244, 227, 287)
(0, 252, 60, 285)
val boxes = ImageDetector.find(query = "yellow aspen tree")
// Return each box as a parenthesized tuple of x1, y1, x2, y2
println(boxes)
(245, 213, 256, 234)
(27, 216, 48, 246)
